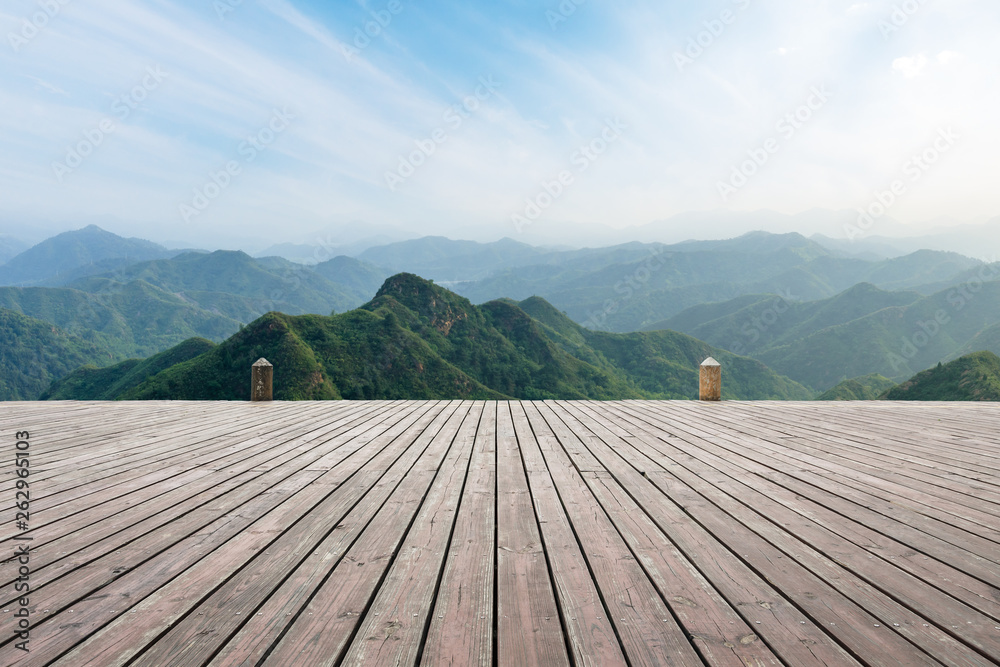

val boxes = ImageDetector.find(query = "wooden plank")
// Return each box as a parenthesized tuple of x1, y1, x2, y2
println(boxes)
(611, 403, 1000, 620)
(636, 405, 1000, 562)
(0, 402, 439, 661)
(628, 401, 1000, 575)
(338, 401, 480, 666)
(16, 469, 326, 664)
(0, 402, 343, 544)
(529, 401, 705, 666)
(588, 402, 996, 667)
(697, 404, 1000, 512)
(205, 403, 464, 666)
(0, 402, 400, 603)
(509, 402, 630, 666)
(580, 470, 782, 667)
(418, 402, 496, 667)
(1, 399, 997, 666)
(252, 406, 462, 665)
(494, 401, 571, 667)
(123, 401, 454, 666)
(542, 404, 863, 666)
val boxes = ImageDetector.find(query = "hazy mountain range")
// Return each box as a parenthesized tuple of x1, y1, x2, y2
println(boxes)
(42, 274, 810, 401)
(3, 224, 999, 401)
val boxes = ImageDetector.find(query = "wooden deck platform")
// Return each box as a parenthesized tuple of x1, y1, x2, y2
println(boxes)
(1, 400, 999, 666)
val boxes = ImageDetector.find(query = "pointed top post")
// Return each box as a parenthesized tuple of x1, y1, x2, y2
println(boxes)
(700, 357, 721, 401)
(251, 358, 273, 402)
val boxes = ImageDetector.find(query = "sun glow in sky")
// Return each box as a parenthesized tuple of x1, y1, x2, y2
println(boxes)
(1, 0, 997, 247)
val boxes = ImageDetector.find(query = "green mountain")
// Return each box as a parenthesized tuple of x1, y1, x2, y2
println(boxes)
(45, 274, 811, 401)
(816, 374, 897, 401)
(451, 233, 981, 332)
(652, 283, 922, 357)
(358, 236, 545, 281)
(310, 255, 391, 306)
(0, 281, 242, 361)
(0, 308, 106, 401)
(883, 351, 1000, 401)
(69, 249, 367, 318)
(40, 337, 216, 400)
(0, 225, 176, 286)
(756, 280, 1000, 390)
(953, 321, 1000, 358)
(515, 296, 807, 400)
(651, 278, 1000, 392)
(0, 252, 392, 394)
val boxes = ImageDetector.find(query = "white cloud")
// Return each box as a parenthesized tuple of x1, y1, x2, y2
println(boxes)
(892, 54, 929, 78)
(937, 50, 962, 64)
(0, 0, 998, 245)
(21, 75, 70, 96)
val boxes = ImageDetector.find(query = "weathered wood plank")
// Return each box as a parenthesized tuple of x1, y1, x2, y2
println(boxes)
(530, 401, 704, 666)
(494, 401, 571, 667)
(419, 402, 496, 667)
(337, 401, 479, 666)
(0, 399, 996, 667)
(510, 402, 630, 666)
(593, 403, 996, 666)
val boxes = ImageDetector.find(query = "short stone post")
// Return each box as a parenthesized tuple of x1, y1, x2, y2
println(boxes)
(700, 357, 721, 401)
(251, 358, 273, 402)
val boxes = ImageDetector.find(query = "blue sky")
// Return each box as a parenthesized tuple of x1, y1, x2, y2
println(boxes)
(1, 0, 997, 249)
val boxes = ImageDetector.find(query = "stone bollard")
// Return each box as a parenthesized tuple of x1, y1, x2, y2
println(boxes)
(700, 357, 721, 401)
(251, 358, 273, 402)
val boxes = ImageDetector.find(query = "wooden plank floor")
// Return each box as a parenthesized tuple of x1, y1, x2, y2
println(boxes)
(1, 401, 999, 666)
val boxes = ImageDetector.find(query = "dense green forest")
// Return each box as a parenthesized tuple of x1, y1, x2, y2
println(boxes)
(4, 226, 1000, 402)
(0, 308, 107, 401)
(46, 274, 811, 401)
(816, 374, 897, 401)
(883, 351, 1000, 401)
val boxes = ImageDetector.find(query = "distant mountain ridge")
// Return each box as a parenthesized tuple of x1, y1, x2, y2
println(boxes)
(642, 273, 1000, 392)
(450, 232, 983, 332)
(0, 225, 178, 286)
(44, 274, 811, 401)
(7, 226, 1000, 401)
(68, 249, 385, 319)
(0, 281, 242, 362)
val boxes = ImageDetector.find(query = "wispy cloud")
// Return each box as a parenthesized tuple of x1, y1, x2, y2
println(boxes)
(0, 0, 997, 247)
